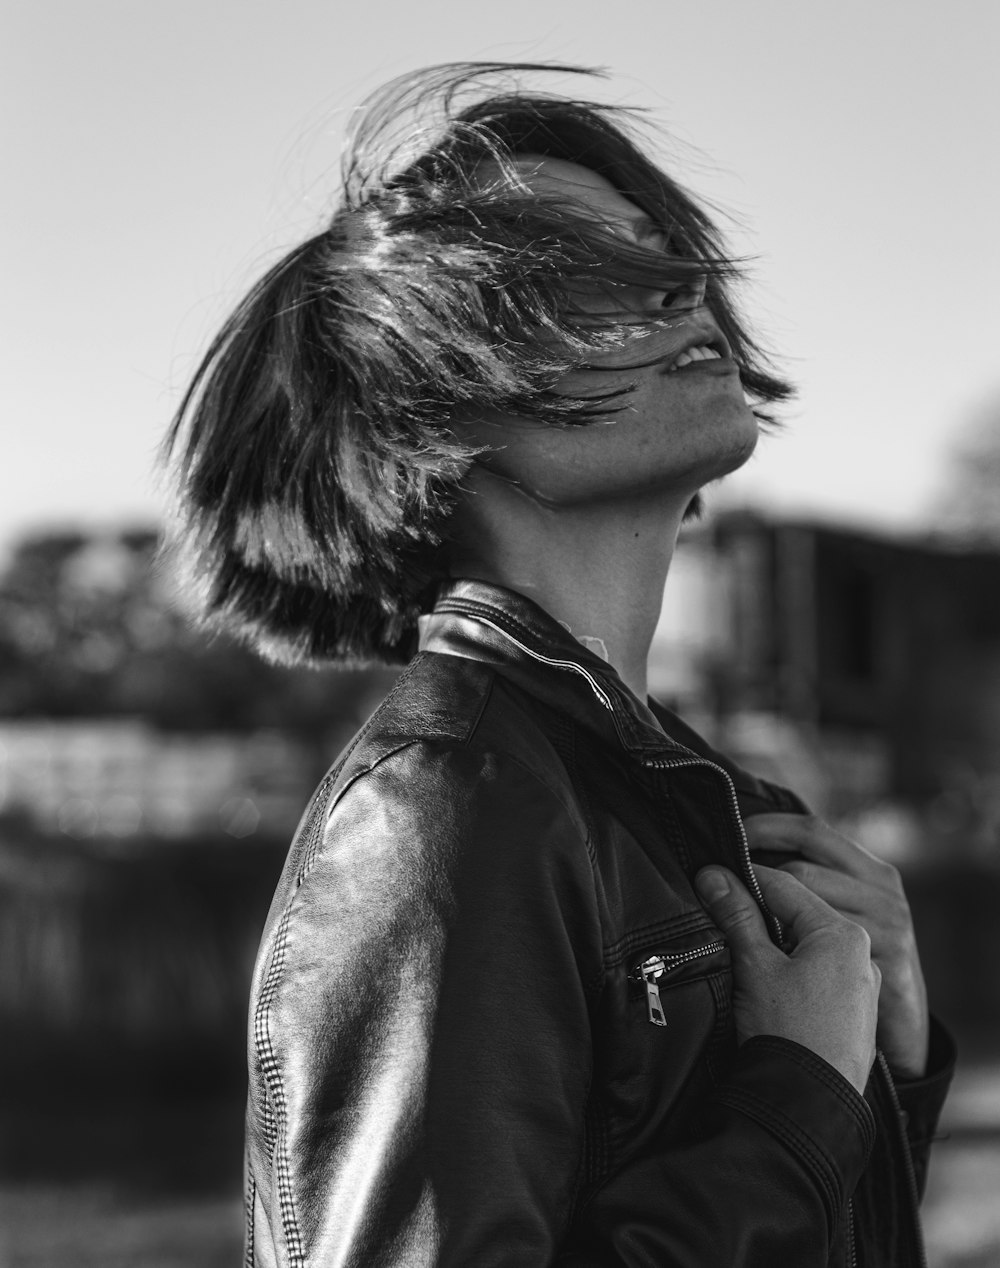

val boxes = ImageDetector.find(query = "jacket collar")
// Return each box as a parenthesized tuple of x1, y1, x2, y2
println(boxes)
(418, 578, 694, 763)
(420, 579, 793, 947)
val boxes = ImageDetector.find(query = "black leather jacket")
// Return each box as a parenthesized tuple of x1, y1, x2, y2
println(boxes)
(244, 579, 954, 1267)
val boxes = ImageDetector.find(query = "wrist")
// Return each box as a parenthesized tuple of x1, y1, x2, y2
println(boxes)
(877, 955, 929, 1079)
(877, 992, 930, 1078)
(885, 1047, 928, 1080)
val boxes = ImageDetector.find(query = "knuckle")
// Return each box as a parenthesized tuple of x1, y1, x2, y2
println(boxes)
(719, 903, 757, 932)
(840, 919, 873, 954)
(876, 857, 902, 886)
(885, 903, 911, 936)
(773, 864, 808, 891)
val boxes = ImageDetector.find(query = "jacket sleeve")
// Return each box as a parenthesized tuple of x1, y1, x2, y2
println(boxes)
(891, 1014, 957, 1201)
(247, 739, 875, 1267)
(563, 1035, 875, 1266)
(248, 739, 601, 1266)
(734, 777, 956, 1206)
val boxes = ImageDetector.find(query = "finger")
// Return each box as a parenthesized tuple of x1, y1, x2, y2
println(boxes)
(743, 814, 805, 852)
(750, 863, 846, 943)
(775, 859, 873, 920)
(776, 860, 911, 964)
(694, 867, 774, 959)
(744, 814, 877, 880)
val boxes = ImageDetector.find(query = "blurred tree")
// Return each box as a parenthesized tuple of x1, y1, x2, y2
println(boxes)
(0, 526, 397, 736)
(935, 392, 1000, 543)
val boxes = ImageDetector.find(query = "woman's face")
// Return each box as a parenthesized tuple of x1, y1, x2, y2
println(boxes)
(458, 156, 759, 510)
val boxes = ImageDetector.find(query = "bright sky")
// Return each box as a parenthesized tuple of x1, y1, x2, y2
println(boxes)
(4, 0, 998, 550)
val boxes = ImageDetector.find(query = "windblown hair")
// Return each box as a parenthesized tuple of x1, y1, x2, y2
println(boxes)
(162, 62, 793, 665)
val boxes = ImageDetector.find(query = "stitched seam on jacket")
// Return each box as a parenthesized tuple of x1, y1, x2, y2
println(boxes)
(254, 904, 305, 1266)
(312, 726, 595, 892)
(251, 764, 355, 1266)
(603, 912, 718, 965)
(328, 680, 593, 856)
(258, 1083, 277, 1160)
(749, 1037, 876, 1147)
(716, 1084, 842, 1226)
(251, 715, 371, 1263)
(706, 973, 733, 1086)
(244, 1163, 255, 1268)
(299, 658, 426, 878)
(326, 735, 597, 891)
(578, 1086, 612, 1213)
(248, 744, 350, 1252)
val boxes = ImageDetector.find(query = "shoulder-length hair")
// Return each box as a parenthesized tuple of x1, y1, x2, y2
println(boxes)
(162, 62, 793, 666)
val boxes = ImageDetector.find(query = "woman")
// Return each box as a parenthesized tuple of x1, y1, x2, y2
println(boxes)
(164, 63, 953, 1266)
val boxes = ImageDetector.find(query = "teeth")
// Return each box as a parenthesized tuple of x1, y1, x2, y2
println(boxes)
(669, 343, 721, 371)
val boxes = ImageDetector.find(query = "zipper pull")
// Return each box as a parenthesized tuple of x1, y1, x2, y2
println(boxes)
(630, 940, 728, 1028)
(636, 956, 668, 1026)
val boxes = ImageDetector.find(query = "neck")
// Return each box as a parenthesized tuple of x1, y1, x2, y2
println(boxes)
(448, 473, 694, 701)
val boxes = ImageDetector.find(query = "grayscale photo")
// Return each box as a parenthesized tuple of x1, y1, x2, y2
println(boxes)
(3, 3, 999, 1264)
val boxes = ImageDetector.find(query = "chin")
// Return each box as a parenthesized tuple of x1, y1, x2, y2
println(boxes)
(717, 417, 759, 475)
(682, 404, 759, 488)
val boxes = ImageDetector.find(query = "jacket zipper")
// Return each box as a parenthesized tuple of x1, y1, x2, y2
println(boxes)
(629, 940, 727, 1026)
(875, 1051, 928, 1268)
(436, 605, 784, 947)
(644, 755, 784, 947)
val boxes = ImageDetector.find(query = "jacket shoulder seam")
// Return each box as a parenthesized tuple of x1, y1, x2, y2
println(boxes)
(325, 734, 595, 872)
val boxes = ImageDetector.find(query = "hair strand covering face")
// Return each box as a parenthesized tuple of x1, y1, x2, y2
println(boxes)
(160, 62, 794, 667)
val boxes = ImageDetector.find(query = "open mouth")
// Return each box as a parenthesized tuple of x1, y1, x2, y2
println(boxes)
(667, 339, 729, 373)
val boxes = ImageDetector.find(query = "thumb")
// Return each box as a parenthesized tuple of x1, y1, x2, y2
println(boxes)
(694, 867, 772, 958)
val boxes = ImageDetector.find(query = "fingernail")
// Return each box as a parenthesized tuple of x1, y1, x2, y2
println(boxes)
(695, 868, 729, 902)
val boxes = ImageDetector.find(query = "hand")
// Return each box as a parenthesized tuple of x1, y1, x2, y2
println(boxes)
(744, 814, 930, 1079)
(695, 863, 880, 1094)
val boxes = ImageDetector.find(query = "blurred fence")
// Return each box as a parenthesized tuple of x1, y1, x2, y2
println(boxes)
(0, 818, 285, 1189)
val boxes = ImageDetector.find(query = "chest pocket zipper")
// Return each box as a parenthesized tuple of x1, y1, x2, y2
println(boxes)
(629, 939, 727, 1026)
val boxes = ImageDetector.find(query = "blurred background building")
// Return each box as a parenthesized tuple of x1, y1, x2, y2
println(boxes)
(654, 513, 1000, 862)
